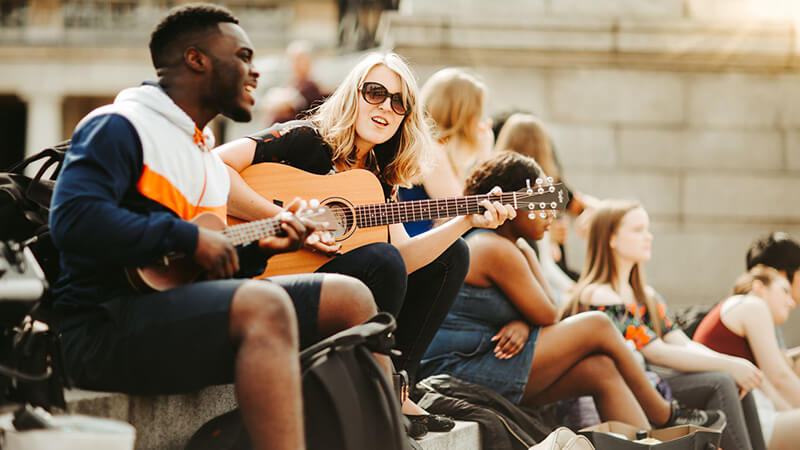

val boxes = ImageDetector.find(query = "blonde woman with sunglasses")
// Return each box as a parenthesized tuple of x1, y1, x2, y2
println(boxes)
(215, 52, 515, 435)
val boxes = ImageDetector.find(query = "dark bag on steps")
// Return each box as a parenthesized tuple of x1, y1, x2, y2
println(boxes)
(0, 141, 69, 286)
(185, 312, 410, 450)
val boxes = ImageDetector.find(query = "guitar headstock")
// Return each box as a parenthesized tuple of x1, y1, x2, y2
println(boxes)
(296, 206, 344, 234)
(512, 178, 569, 220)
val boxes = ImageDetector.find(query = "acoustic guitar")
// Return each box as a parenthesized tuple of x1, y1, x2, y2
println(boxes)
(126, 206, 338, 292)
(228, 163, 569, 277)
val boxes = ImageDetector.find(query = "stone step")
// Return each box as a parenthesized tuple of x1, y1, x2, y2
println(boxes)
(417, 420, 481, 450)
(64, 388, 482, 450)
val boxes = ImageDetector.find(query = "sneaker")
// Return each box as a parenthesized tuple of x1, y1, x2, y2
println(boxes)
(661, 400, 726, 430)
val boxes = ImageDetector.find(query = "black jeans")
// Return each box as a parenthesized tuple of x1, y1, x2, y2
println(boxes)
(317, 240, 469, 381)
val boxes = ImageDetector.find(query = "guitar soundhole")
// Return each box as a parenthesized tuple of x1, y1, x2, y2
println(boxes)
(321, 200, 355, 240)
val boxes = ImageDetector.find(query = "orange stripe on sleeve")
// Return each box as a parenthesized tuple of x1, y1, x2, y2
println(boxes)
(137, 165, 227, 222)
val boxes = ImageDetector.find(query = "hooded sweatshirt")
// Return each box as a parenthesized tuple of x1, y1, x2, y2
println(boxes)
(50, 83, 240, 311)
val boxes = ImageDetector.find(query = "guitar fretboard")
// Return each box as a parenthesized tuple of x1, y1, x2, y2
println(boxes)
(354, 190, 558, 228)
(223, 217, 282, 246)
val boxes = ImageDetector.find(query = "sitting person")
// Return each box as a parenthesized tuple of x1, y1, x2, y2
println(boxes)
(694, 266, 800, 450)
(494, 112, 599, 301)
(563, 199, 766, 450)
(214, 52, 515, 433)
(746, 232, 800, 372)
(50, 5, 381, 449)
(399, 67, 495, 236)
(419, 151, 724, 431)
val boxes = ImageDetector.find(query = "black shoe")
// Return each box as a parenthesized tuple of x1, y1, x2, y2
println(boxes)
(404, 413, 456, 432)
(404, 416, 428, 440)
(661, 400, 726, 430)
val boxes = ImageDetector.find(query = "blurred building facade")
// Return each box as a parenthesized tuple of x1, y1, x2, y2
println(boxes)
(382, 0, 800, 342)
(0, 0, 342, 169)
(2, 0, 800, 341)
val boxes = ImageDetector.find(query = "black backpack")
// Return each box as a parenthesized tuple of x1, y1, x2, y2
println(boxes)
(185, 312, 410, 450)
(0, 141, 69, 286)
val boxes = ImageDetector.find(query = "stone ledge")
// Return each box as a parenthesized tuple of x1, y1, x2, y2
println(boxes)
(65, 386, 236, 450)
(418, 420, 481, 450)
(380, 12, 800, 72)
(64, 388, 482, 450)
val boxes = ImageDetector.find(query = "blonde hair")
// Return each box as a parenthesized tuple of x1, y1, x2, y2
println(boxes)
(562, 199, 664, 337)
(422, 68, 487, 147)
(494, 113, 560, 179)
(732, 265, 784, 296)
(308, 52, 432, 186)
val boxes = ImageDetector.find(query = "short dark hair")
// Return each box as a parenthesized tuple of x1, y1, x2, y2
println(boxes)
(746, 232, 800, 282)
(464, 151, 544, 196)
(149, 3, 238, 69)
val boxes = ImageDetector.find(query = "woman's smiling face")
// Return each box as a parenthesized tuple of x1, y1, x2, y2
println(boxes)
(354, 64, 405, 152)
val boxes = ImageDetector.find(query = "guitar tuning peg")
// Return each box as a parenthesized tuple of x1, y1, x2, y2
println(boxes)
(535, 177, 543, 186)
(546, 176, 554, 184)
(528, 212, 536, 220)
(551, 202, 557, 209)
(549, 186, 555, 193)
(537, 187, 544, 194)
(539, 211, 547, 219)
(551, 211, 558, 218)
(525, 178, 533, 195)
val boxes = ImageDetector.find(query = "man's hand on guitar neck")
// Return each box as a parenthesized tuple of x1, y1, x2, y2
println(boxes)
(195, 228, 240, 280)
(258, 198, 316, 258)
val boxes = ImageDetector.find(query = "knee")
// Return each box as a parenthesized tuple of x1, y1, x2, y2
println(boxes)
(440, 238, 470, 274)
(582, 355, 622, 386)
(364, 243, 406, 285)
(320, 274, 378, 324)
(230, 281, 298, 344)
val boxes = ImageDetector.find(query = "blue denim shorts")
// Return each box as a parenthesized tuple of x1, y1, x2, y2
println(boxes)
(419, 284, 540, 404)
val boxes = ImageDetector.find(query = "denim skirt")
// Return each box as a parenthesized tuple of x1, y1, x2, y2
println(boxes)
(419, 284, 540, 404)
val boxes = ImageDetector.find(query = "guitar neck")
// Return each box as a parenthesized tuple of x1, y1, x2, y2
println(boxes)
(223, 217, 282, 246)
(354, 192, 524, 228)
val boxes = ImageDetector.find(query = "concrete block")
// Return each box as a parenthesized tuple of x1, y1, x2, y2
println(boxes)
(445, 18, 614, 52)
(785, 131, 800, 170)
(548, 123, 617, 168)
(686, 0, 758, 20)
(128, 385, 236, 450)
(548, 0, 682, 18)
(683, 173, 800, 220)
(567, 169, 681, 216)
(778, 75, 800, 127)
(687, 74, 782, 127)
(617, 20, 793, 57)
(65, 390, 130, 423)
(550, 70, 684, 125)
(399, 0, 545, 16)
(648, 227, 763, 305)
(619, 128, 783, 170)
(418, 421, 481, 450)
(478, 67, 548, 118)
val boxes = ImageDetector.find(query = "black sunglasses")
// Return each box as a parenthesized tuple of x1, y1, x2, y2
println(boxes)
(360, 81, 409, 116)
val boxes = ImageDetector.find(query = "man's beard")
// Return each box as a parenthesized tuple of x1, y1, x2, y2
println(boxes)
(209, 63, 252, 123)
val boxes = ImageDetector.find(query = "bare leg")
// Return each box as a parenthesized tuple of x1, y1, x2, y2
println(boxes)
(316, 273, 378, 339)
(525, 354, 651, 428)
(768, 410, 800, 450)
(521, 311, 671, 425)
(229, 281, 304, 450)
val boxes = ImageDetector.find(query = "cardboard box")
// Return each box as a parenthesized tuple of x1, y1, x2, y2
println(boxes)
(579, 421, 721, 450)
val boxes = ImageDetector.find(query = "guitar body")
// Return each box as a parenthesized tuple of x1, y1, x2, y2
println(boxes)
(126, 212, 225, 292)
(229, 163, 389, 277)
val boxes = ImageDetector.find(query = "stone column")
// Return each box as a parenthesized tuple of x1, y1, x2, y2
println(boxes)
(19, 90, 62, 174)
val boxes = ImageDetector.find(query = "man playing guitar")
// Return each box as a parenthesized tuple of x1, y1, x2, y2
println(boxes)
(49, 5, 378, 449)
